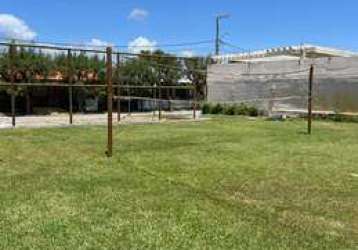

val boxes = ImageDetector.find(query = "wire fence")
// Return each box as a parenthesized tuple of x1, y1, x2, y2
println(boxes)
(0, 40, 209, 128)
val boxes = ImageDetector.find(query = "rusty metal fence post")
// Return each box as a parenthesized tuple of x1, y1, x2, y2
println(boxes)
(153, 83, 157, 119)
(308, 64, 314, 135)
(158, 83, 162, 120)
(116, 53, 121, 122)
(106, 47, 113, 157)
(67, 49, 73, 125)
(128, 88, 131, 116)
(193, 85, 197, 120)
(9, 43, 16, 127)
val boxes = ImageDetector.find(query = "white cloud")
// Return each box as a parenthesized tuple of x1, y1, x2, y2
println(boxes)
(81, 38, 113, 58)
(38, 38, 113, 57)
(181, 50, 196, 58)
(128, 36, 157, 53)
(128, 8, 149, 21)
(87, 38, 112, 47)
(0, 14, 37, 40)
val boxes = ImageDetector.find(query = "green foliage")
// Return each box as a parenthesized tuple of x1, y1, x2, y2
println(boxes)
(0, 46, 107, 98)
(235, 103, 249, 115)
(0, 48, 53, 82)
(0, 47, 54, 95)
(247, 106, 259, 117)
(318, 114, 358, 123)
(224, 104, 236, 115)
(201, 103, 213, 114)
(203, 103, 260, 117)
(0, 47, 201, 86)
(0, 46, 208, 102)
(117, 50, 190, 98)
(183, 57, 210, 100)
(119, 50, 181, 85)
(211, 103, 224, 114)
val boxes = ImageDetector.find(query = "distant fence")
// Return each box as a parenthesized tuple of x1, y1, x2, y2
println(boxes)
(207, 57, 358, 115)
(0, 41, 202, 123)
(0, 41, 204, 157)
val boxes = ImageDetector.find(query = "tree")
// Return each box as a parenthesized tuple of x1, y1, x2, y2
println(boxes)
(0, 45, 210, 113)
(183, 56, 211, 100)
(118, 50, 183, 99)
(0, 46, 54, 113)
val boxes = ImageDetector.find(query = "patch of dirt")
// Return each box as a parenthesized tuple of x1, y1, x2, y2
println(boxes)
(0, 111, 206, 129)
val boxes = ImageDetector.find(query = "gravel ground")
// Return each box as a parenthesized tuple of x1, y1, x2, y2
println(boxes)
(0, 111, 203, 129)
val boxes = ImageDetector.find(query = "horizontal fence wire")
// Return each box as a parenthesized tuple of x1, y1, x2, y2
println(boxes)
(0, 41, 206, 61)
(115, 95, 197, 103)
(0, 82, 195, 90)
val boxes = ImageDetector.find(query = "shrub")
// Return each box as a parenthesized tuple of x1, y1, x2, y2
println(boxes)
(201, 103, 213, 115)
(211, 103, 225, 114)
(224, 104, 236, 115)
(332, 114, 343, 122)
(247, 106, 259, 117)
(236, 103, 249, 115)
(330, 114, 358, 123)
(201, 102, 260, 117)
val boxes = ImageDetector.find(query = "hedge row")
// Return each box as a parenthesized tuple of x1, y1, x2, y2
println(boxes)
(202, 103, 259, 117)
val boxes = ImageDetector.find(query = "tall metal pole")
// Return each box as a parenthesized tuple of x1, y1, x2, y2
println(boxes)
(106, 47, 113, 157)
(9, 44, 16, 127)
(308, 65, 314, 135)
(215, 17, 220, 56)
(67, 49, 73, 125)
(215, 14, 230, 56)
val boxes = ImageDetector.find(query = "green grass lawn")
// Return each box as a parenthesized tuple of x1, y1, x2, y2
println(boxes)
(0, 117, 357, 249)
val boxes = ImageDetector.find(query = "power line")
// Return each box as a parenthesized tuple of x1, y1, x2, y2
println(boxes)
(220, 40, 250, 53)
(0, 40, 208, 60)
(116, 40, 214, 48)
(0, 36, 214, 49)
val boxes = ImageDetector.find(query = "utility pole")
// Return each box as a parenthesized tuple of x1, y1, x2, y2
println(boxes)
(215, 14, 230, 56)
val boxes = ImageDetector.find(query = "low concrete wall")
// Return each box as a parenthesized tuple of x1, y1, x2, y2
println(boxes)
(207, 57, 358, 113)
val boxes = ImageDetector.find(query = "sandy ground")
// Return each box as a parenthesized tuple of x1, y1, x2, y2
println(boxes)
(0, 111, 204, 129)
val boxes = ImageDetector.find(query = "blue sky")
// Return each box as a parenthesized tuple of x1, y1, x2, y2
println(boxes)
(1, 0, 358, 55)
